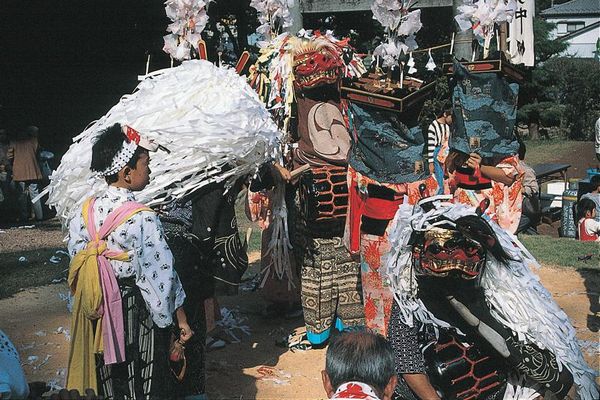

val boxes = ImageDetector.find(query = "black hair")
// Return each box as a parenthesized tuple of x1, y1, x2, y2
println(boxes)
(590, 175, 600, 191)
(437, 106, 452, 119)
(325, 331, 395, 395)
(577, 198, 596, 220)
(90, 123, 145, 184)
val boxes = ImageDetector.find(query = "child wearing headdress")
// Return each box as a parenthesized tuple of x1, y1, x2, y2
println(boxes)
(66, 123, 191, 399)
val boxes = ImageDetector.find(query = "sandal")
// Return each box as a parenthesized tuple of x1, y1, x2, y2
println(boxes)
(276, 327, 312, 351)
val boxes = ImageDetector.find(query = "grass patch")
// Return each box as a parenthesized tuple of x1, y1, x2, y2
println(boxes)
(520, 234, 600, 270)
(0, 247, 69, 299)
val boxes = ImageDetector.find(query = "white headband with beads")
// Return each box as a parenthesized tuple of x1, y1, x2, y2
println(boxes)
(97, 125, 159, 177)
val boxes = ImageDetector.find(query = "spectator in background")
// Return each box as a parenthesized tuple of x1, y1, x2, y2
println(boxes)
(0, 129, 9, 168)
(516, 138, 540, 234)
(581, 175, 600, 221)
(427, 108, 452, 195)
(8, 125, 44, 221)
(577, 198, 600, 241)
(322, 331, 398, 400)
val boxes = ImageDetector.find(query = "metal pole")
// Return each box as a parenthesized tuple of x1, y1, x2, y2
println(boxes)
(453, 0, 473, 61)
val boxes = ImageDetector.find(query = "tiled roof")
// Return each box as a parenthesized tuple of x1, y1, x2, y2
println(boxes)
(541, 0, 600, 16)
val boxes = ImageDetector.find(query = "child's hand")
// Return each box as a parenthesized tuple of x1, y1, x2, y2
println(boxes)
(179, 323, 194, 343)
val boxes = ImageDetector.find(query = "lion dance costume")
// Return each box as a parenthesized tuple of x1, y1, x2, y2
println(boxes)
(249, 32, 366, 345)
(383, 196, 598, 400)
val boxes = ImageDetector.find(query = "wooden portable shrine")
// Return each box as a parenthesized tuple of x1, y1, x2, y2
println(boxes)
(341, 72, 436, 113)
(442, 52, 527, 83)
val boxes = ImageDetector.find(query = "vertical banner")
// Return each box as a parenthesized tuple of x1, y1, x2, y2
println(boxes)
(508, 0, 535, 66)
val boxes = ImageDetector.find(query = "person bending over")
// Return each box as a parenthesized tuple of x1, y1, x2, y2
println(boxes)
(322, 331, 398, 400)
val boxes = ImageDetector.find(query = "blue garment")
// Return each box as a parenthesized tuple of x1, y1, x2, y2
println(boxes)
(450, 61, 520, 159)
(0, 329, 30, 399)
(348, 103, 430, 184)
(432, 147, 445, 195)
(306, 318, 365, 345)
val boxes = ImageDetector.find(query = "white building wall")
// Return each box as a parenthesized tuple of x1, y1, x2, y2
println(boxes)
(563, 28, 599, 57)
(546, 16, 599, 38)
(545, 16, 600, 58)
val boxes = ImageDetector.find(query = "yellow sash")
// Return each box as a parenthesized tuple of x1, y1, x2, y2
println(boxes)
(66, 197, 151, 393)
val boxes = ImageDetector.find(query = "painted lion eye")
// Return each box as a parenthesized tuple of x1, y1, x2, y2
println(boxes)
(428, 243, 443, 254)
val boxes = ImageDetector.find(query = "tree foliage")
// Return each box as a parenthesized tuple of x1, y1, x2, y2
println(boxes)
(545, 58, 600, 140)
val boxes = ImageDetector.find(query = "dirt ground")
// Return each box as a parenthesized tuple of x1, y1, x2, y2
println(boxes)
(544, 140, 596, 181)
(0, 255, 598, 399)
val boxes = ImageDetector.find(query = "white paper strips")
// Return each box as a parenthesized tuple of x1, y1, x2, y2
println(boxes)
(250, 0, 294, 40)
(48, 60, 282, 224)
(455, 0, 516, 53)
(425, 49, 436, 71)
(371, 0, 422, 68)
(508, 0, 535, 66)
(163, 0, 211, 61)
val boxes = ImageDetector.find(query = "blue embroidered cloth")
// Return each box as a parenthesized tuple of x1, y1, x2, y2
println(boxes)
(348, 103, 429, 184)
(450, 62, 520, 158)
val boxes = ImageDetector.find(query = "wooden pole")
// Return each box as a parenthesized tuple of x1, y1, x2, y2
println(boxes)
(499, 22, 508, 53)
(453, 0, 474, 61)
(290, 1, 303, 34)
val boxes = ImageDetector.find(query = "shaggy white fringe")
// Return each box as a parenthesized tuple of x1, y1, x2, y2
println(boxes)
(47, 60, 281, 225)
(384, 196, 599, 400)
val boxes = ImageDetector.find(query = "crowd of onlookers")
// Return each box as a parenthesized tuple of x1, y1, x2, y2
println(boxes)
(0, 126, 54, 224)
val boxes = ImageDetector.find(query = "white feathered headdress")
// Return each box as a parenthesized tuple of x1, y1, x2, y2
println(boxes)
(47, 60, 281, 224)
(384, 196, 598, 400)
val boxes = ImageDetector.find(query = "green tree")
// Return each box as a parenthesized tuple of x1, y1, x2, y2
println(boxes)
(518, 17, 568, 139)
(545, 58, 600, 140)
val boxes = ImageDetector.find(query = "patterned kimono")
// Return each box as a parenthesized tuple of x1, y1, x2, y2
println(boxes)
(293, 85, 364, 345)
(451, 154, 524, 234)
(67, 186, 185, 399)
(346, 167, 437, 336)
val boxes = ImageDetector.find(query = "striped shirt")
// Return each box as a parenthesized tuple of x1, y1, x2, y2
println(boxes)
(426, 119, 450, 163)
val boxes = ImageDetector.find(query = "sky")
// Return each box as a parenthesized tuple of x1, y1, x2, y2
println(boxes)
(1, 0, 171, 155)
